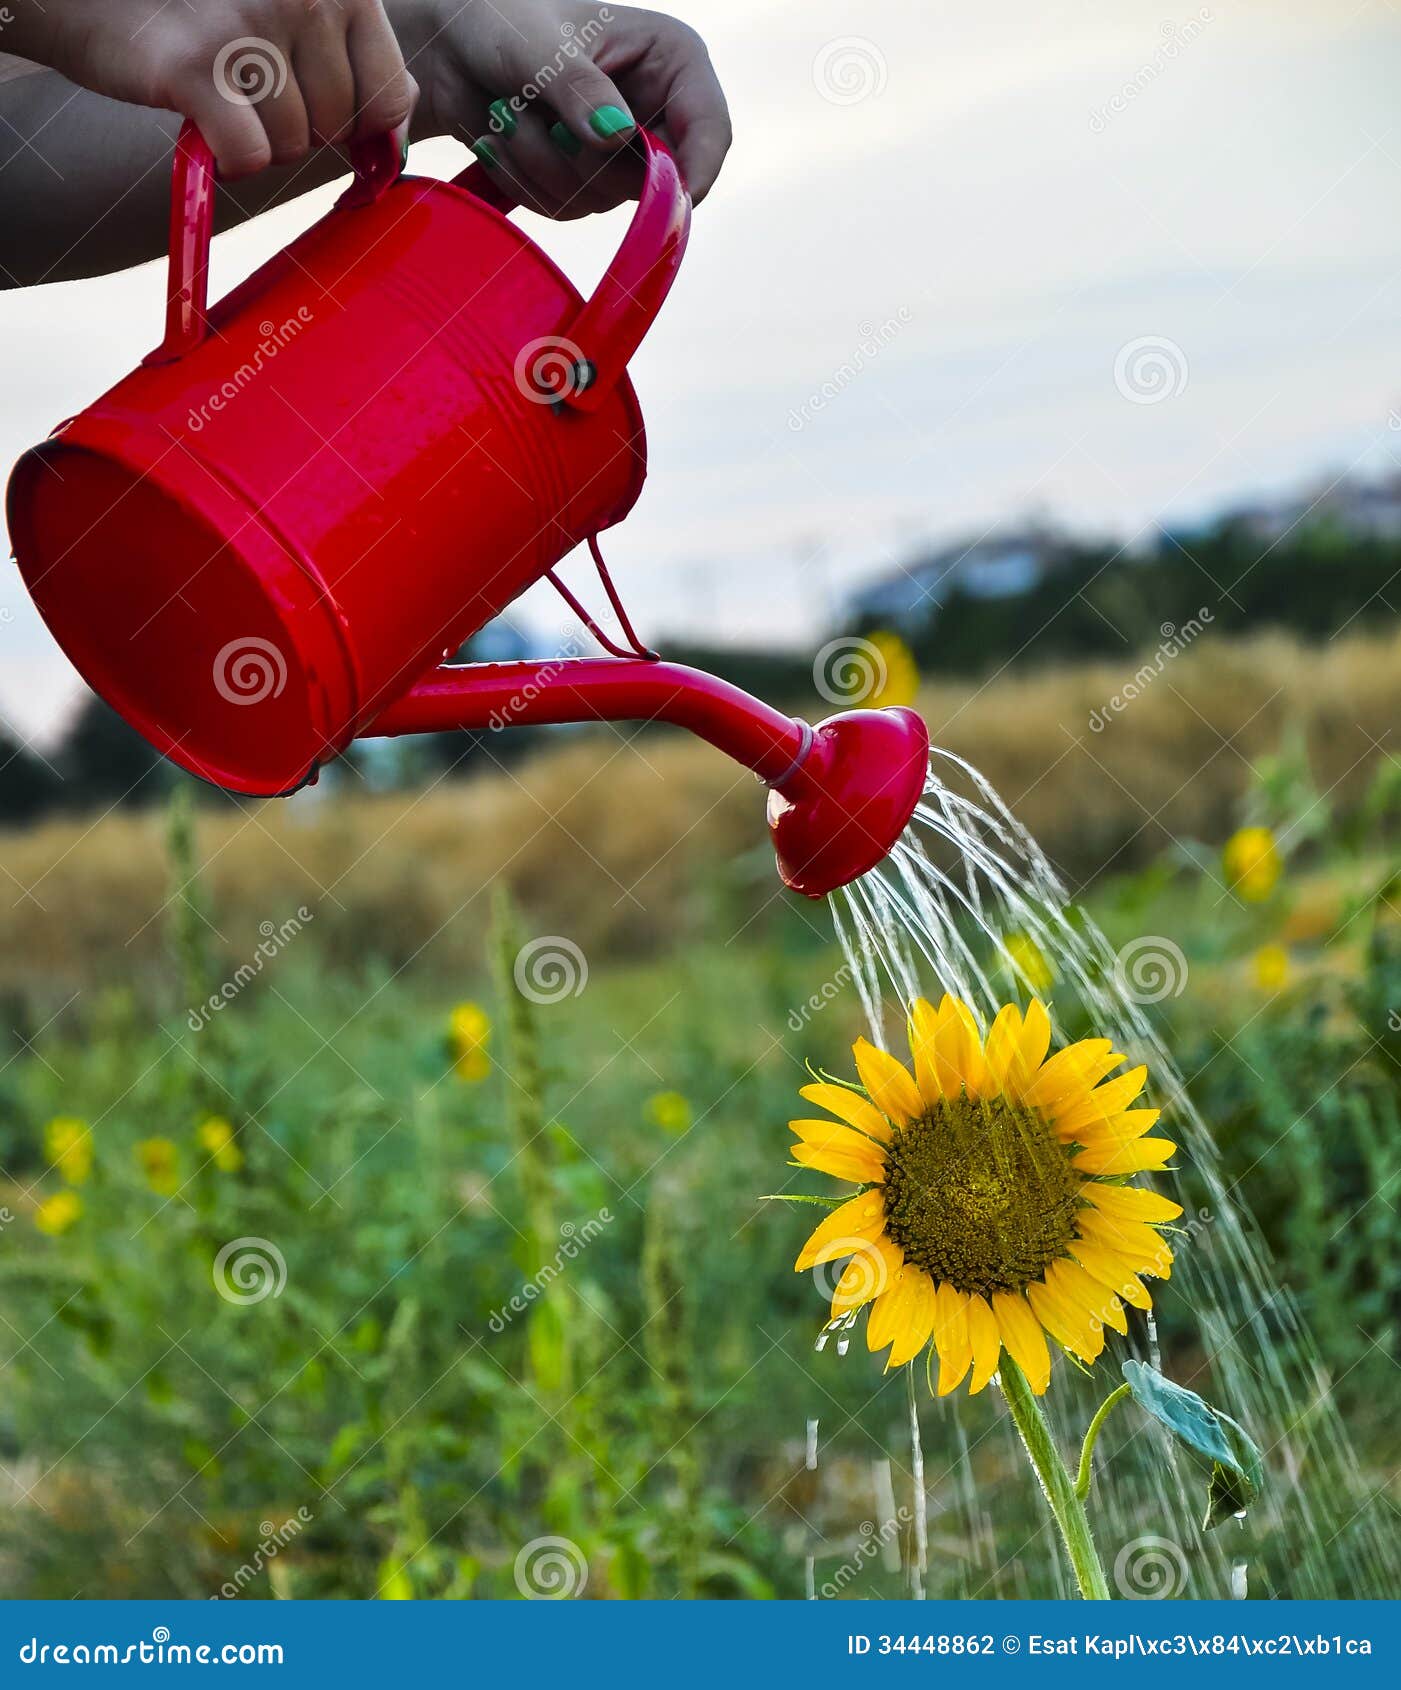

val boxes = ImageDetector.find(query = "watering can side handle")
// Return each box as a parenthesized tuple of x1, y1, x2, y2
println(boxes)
(454, 128, 691, 413)
(143, 121, 403, 366)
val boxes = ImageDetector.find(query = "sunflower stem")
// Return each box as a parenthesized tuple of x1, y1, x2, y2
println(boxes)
(999, 1356, 1111, 1599)
(905, 1366, 928, 1599)
(1075, 1383, 1132, 1502)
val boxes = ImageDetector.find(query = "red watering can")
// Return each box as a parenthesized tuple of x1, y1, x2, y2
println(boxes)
(7, 124, 926, 897)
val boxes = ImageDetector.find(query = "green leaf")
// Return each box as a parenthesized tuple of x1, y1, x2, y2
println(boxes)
(1121, 1360, 1263, 1531)
(757, 1192, 847, 1208)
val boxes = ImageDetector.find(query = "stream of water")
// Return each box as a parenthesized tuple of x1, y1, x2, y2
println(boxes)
(818, 749, 1395, 1599)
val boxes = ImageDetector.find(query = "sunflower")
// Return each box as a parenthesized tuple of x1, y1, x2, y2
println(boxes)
(790, 995, 1180, 1395)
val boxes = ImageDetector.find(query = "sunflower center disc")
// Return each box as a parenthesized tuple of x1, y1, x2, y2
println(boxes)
(881, 1097, 1081, 1298)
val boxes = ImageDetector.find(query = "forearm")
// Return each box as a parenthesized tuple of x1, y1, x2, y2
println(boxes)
(0, 63, 367, 288)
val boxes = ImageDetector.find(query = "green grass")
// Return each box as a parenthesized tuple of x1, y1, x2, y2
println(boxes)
(0, 758, 1397, 1600)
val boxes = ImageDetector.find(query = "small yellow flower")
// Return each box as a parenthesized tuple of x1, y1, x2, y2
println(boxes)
(198, 1116, 243, 1173)
(136, 1137, 180, 1197)
(865, 630, 920, 710)
(1251, 944, 1290, 993)
(1004, 932, 1054, 996)
(34, 1189, 83, 1236)
(43, 1116, 92, 1186)
(646, 1090, 692, 1134)
(448, 1001, 492, 1083)
(1223, 826, 1281, 902)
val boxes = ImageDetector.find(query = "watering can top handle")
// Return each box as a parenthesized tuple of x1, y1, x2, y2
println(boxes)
(144, 121, 403, 365)
(453, 128, 691, 413)
(146, 121, 692, 406)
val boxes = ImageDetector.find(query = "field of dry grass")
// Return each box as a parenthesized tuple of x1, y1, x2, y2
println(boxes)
(1, 626, 1396, 1002)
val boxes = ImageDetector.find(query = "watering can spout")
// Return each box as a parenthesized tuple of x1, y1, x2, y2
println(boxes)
(370, 660, 929, 897)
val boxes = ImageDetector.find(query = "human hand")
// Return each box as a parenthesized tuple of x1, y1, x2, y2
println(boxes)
(394, 1, 731, 216)
(4, 0, 417, 178)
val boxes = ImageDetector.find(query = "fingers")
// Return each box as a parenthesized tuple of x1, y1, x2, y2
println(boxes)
(472, 106, 618, 220)
(653, 41, 732, 204)
(346, 0, 418, 140)
(183, 78, 275, 180)
(293, 5, 357, 145)
(545, 56, 638, 159)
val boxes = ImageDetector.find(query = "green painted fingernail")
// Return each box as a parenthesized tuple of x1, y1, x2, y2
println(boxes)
(549, 120, 583, 157)
(488, 99, 518, 137)
(589, 104, 635, 139)
(471, 138, 499, 167)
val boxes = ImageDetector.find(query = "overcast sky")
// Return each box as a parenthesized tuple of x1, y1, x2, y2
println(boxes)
(3, 0, 1399, 743)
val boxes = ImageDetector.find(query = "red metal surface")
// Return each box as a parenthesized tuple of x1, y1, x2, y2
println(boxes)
(7, 121, 690, 795)
(371, 664, 929, 896)
(7, 121, 926, 895)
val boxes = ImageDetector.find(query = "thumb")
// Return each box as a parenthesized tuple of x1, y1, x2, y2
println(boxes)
(545, 56, 636, 154)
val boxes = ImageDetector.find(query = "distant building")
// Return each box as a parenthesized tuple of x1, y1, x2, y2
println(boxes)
(843, 527, 1072, 635)
(1217, 472, 1401, 546)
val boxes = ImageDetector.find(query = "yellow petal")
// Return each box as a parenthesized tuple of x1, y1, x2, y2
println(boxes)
(1074, 1137, 1175, 1176)
(831, 1235, 904, 1315)
(1076, 1210, 1174, 1277)
(982, 1004, 1025, 1096)
(789, 1120, 888, 1181)
(932, 1281, 972, 1395)
(1027, 1276, 1102, 1363)
(792, 1143, 887, 1183)
(1023, 1039, 1121, 1110)
(887, 1266, 937, 1368)
(1007, 999, 1053, 1099)
(991, 1291, 1052, 1393)
(799, 1082, 893, 1144)
(965, 1292, 1002, 1393)
(795, 1191, 887, 1271)
(1067, 1239, 1153, 1310)
(934, 997, 986, 1100)
(1052, 1258, 1127, 1336)
(866, 1270, 912, 1355)
(852, 1037, 924, 1126)
(1052, 1065, 1149, 1136)
(1085, 1183, 1183, 1225)
(1075, 1108, 1162, 1149)
(907, 998, 944, 1107)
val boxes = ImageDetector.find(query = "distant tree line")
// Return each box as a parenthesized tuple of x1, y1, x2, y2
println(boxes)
(3, 521, 1397, 827)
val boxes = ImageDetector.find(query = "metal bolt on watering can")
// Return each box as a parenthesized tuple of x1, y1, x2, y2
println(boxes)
(7, 124, 927, 897)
